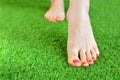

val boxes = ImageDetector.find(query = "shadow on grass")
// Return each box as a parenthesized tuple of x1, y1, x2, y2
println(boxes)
(40, 26, 68, 60)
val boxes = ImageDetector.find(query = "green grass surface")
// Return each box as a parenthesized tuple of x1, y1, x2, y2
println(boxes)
(0, 0, 120, 79)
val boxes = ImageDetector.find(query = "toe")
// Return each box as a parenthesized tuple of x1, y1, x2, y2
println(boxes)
(68, 52, 81, 67)
(56, 16, 64, 21)
(94, 45, 100, 57)
(44, 13, 49, 19)
(86, 51, 93, 64)
(96, 53, 99, 57)
(47, 16, 53, 21)
(48, 15, 57, 22)
(44, 14, 51, 21)
(72, 59, 81, 66)
(68, 57, 81, 67)
(44, 13, 56, 22)
(80, 50, 89, 66)
(51, 16, 57, 22)
(44, 11, 64, 22)
(56, 14, 64, 21)
(90, 48, 97, 61)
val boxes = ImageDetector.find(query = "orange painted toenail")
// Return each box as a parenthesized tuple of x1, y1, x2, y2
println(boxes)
(96, 54, 99, 57)
(73, 60, 80, 64)
(88, 60, 92, 63)
(92, 57, 96, 61)
(82, 62, 87, 65)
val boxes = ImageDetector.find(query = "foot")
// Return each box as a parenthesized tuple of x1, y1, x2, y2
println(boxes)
(67, 5, 100, 67)
(44, 0, 65, 22)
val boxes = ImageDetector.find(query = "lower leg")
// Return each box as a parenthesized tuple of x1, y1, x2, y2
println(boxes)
(67, 0, 100, 67)
(44, 0, 65, 22)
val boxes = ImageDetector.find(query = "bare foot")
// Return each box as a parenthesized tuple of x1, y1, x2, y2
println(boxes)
(67, 0, 100, 67)
(44, 0, 65, 22)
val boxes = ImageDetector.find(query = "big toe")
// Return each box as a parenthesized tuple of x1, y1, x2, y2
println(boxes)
(44, 14, 55, 22)
(68, 55, 81, 67)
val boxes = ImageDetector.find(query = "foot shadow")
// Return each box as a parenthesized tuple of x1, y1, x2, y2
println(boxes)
(41, 26, 68, 60)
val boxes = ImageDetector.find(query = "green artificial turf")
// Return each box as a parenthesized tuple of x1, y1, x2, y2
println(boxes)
(0, 0, 120, 79)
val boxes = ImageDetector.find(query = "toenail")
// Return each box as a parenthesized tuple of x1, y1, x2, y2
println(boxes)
(88, 60, 93, 63)
(73, 59, 80, 64)
(82, 62, 87, 65)
(96, 54, 99, 57)
(92, 57, 96, 61)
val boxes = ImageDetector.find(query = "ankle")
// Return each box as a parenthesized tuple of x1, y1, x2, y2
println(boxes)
(49, 0, 64, 11)
(69, 0, 89, 12)
(51, 0, 64, 6)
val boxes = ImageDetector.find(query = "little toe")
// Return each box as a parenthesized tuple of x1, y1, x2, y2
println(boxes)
(93, 46, 100, 57)
(96, 53, 99, 57)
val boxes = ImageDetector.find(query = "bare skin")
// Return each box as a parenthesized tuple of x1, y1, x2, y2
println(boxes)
(44, 0, 65, 22)
(44, 0, 100, 67)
